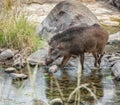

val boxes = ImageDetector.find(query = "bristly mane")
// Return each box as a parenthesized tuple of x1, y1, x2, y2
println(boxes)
(49, 24, 100, 45)
(49, 26, 86, 44)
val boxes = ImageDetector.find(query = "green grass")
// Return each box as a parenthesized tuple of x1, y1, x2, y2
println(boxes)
(101, 23, 120, 34)
(100, 17, 120, 34)
(0, 0, 46, 51)
(0, 14, 45, 51)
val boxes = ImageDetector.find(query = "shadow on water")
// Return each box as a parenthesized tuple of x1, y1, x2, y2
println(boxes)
(0, 44, 120, 105)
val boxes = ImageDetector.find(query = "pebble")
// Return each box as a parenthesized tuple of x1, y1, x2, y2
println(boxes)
(49, 98, 63, 105)
(0, 49, 14, 60)
(28, 99, 48, 105)
(49, 65, 58, 73)
(28, 58, 46, 66)
(10, 73, 28, 80)
(5, 67, 16, 73)
(13, 54, 26, 69)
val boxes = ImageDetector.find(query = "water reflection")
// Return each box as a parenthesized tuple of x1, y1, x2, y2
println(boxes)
(0, 69, 48, 105)
(0, 44, 120, 105)
(45, 55, 120, 105)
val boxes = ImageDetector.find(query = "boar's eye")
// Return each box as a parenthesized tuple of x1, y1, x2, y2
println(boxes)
(49, 47, 54, 53)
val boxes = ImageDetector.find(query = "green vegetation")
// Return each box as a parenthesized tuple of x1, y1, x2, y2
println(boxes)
(100, 17, 120, 34)
(0, 14, 44, 51)
(101, 23, 120, 34)
(0, 0, 45, 51)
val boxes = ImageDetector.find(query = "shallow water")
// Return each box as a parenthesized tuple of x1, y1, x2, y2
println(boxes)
(0, 60, 119, 105)
(45, 55, 120, 105)
(0, 69, 48, 105)
(0, 44, 120, 105)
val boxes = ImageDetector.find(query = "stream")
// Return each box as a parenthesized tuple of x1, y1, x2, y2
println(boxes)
(0, 43, 120, 105)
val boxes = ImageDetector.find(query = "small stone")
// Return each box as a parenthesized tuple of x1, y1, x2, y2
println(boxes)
(10, 73, 28, 80)
(28, 99, 48, 105)
(49, 98, 63, 105)
(49, 65, 58, 73)
(5, 67, 16, 73)
(28, 58, 46, 66)
(91, 66, 101, 70)
(13, 54, 26, 69)
(0, 49, 14, 60)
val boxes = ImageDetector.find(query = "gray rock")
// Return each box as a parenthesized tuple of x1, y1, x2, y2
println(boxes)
(28, 48, 47, 66)
(10, 73, 28, 80)
(5, 67, 16, 73)
(28, 99, 48, 105)
(49, 98, 63, 105)
(28, 58, 46, 66)
(13, 54, 26, 69)
(0, 49, 14, 60)
(108, 32, 120, 44)
(110, 0, 120, 9)
(112, 61, 120, 80)
(37, 0, 99, 39)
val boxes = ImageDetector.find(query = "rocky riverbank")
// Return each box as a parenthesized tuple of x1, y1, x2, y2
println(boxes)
(0, 0, 120, 80)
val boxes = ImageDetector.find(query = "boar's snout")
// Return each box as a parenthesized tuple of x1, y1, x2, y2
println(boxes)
(45, 56, 54, 65)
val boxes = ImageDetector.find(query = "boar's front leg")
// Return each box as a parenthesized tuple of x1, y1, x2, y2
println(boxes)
(80, 53, 84, 70)
(61, 55, 71, 67)
(92, 52, 99, 67)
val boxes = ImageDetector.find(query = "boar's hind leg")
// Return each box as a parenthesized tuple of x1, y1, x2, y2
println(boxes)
(92, 52, 99, 67)
(80, 53, 84, 70)
(61, 55, 71, 67)
(98, 51, 105, 66)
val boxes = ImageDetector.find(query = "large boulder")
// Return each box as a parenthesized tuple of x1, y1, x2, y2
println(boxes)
(37, 0, 99, 39)
(110, 0, 120, 9)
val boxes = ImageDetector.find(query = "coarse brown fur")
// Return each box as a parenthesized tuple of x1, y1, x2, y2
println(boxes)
(46, 24, 109, 70)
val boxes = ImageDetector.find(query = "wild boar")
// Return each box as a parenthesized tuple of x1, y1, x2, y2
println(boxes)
(45, 24, 109, 70)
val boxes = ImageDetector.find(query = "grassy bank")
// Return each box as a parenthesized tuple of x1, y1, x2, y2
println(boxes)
(100, 17, 120, 34)
(0, 0, 45, 51)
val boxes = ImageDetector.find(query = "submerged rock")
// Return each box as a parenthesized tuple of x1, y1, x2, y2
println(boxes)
(0, 49, 14, 60)
(49, 98, 63, 105)
(28, 99, 48, 105)
(37, 0, 99, 39)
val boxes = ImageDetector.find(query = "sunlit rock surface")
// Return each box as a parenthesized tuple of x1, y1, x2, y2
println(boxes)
(37, 1, 99, 39)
